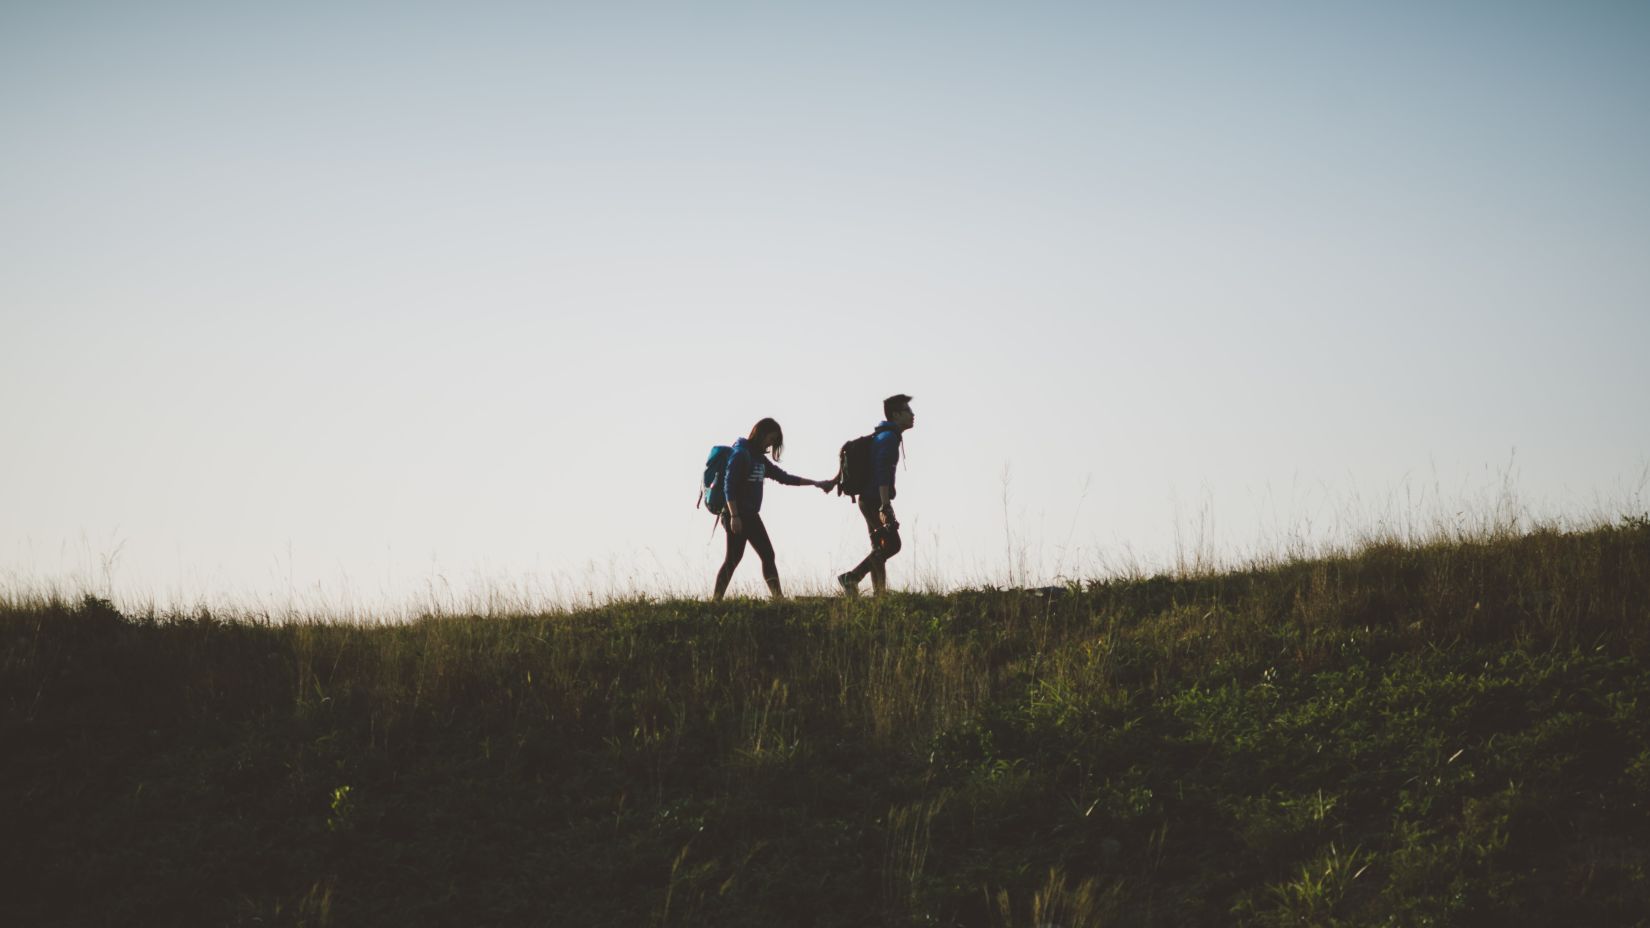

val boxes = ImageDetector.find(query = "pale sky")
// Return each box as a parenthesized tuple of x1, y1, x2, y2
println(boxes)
(3, 1, 1647, 613)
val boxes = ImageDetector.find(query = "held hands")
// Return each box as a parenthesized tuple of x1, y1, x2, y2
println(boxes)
(815, 479, 836, 493)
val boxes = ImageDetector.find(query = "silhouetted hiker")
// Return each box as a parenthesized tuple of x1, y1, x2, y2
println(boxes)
(708, 417, 832, 601)
(836, 394, 915, 596)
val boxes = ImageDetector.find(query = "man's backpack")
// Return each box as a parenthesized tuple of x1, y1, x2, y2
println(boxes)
(835, 429, 895, 502)
(699, 445, 734, 515)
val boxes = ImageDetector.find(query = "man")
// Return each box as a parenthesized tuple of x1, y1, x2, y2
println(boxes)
(838, 394, 915, 596)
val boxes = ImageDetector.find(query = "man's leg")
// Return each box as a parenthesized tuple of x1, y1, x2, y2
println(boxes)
(869, 509, 901, 594)
(843, 499, 900, 594)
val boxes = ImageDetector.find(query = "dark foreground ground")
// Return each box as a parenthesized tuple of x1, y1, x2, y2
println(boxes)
(4, 519, 1649, 926)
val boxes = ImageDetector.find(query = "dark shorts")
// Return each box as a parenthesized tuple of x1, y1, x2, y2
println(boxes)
(858, 497, 900, 551)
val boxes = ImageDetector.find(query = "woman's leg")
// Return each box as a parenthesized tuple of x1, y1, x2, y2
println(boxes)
(713, 513, 748, 600)
(744, 513, 783, 598)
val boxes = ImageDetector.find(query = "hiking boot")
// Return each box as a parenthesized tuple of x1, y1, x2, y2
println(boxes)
(837, 572, 860, 596)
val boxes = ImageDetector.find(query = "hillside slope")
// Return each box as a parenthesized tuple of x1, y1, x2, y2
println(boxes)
(3, 521, 1648, 926)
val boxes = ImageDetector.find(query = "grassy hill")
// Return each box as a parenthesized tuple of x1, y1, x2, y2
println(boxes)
(4, 519, 1649, 926)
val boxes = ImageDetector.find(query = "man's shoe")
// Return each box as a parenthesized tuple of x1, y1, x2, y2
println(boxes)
(837, 572, 860, 596)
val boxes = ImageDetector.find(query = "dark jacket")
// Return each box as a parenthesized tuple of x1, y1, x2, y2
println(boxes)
(870, 421, 903, 500)
(724, 437, 808, 514)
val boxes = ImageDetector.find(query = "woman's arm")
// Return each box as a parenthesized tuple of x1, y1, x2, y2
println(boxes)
(766, 460, 833, 491)
(724, 449, 750, 527)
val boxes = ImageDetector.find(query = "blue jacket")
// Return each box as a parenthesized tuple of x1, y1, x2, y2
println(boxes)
(724, 437, 808, 514)
(870, 421, 903, 500)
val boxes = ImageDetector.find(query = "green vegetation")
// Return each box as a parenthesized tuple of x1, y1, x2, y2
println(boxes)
(4, 519, 1649, 926)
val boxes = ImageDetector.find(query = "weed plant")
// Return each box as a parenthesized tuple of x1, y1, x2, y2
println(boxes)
(2, 517, 1648, 925)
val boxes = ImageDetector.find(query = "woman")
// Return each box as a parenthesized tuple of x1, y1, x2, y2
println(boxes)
(715, 417, 832, 601)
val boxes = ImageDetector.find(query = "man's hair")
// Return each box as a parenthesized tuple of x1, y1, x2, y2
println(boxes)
(883, 394, 913, 420)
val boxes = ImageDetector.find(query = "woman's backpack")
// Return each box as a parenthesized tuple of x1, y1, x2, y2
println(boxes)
(699, 445, 734, 514)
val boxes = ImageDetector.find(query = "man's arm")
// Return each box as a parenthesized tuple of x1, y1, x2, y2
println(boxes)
(872, 432, 899, 513)
(878, 485, 896, 526)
